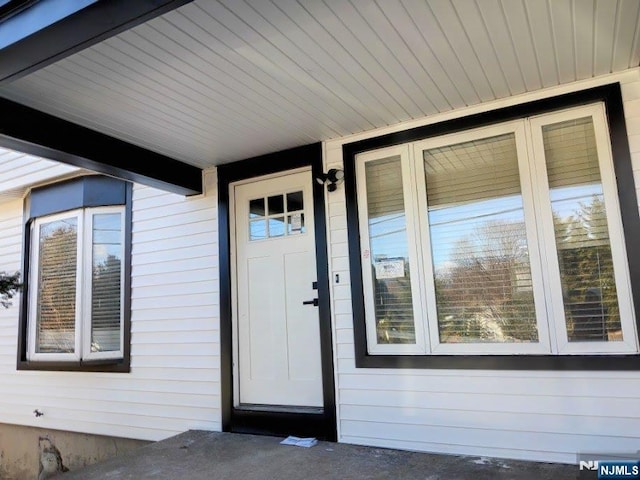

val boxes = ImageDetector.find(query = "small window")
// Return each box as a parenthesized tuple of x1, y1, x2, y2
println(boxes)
(248, 190, 305, 240)
(19, 176, 131, 371)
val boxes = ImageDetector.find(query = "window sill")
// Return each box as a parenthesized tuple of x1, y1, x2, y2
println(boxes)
(17, 358, 130, 372)
(355, 352, 640, 370)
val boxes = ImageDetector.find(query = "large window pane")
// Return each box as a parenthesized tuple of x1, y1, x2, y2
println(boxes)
(543, 117, 621, 342)
(365, 156, 416, 344)
(423, 133, 539, 344)
(36, 217, 77, 353)
(91, 213, 122, 352)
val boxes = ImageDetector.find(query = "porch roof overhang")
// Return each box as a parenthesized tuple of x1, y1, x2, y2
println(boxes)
(0, 0, 201, 196)
(0, 0, 638, 195)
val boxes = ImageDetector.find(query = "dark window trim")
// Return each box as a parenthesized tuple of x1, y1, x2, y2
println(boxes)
(217, 143, 337, 441)
(343, 82, 640, 370)
(17, 175, 132, 372)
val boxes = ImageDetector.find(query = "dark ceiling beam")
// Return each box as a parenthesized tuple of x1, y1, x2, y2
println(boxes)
(0, 0, 194, 84)
(0, 96, 202, 196)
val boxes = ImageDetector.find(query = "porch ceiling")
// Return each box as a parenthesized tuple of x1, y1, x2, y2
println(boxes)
(1, 0, 639, 169)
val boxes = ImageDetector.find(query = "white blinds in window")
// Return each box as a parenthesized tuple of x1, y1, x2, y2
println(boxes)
(423, 133, 539, 344)
(36, 217, 78, 353)
(543, 117, 622, 342)
(91, 213, 122, 352)
(364, 155, 416, 345)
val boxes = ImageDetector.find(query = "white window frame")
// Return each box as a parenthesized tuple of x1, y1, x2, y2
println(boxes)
(413, 121, 552, 355)
(356, 144, 428, 354)
(27, 206, 125, 362)
(355, 103, 638, 356)
(528, 104, 639, 354)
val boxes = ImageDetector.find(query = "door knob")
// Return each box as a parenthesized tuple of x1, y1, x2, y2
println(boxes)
(302, 298, 319, 307)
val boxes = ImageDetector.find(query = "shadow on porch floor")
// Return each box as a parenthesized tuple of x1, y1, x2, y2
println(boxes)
(51, 430, 580, 480)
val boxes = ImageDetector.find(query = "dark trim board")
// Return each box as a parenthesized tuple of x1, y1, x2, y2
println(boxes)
(217, 143, 337, 441)
(0, 0, 194, 83)
(344, 82, 640, 370)
(0, 96, 202, 196)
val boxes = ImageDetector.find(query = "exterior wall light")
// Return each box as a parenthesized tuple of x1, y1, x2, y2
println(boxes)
(317, 168, 345, 192)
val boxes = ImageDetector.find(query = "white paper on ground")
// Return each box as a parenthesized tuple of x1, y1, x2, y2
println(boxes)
(280, 436, 318, 448)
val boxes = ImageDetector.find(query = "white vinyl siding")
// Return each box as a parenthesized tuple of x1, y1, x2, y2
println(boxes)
(325, 69, 640, 463)
(0, 171, 220, 441)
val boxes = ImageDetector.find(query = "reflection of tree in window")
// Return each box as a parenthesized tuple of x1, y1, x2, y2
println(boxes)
(37, 220, 77, 353)
(434, 219, 538, 343)
(553, 195, 620, 341)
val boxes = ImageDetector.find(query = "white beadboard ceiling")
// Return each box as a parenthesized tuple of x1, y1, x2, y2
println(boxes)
(0, 0, 639, 169)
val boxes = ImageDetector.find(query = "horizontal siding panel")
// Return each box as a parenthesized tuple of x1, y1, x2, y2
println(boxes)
(131, 293, 217, 310)
(132, 330, 219, 344)
(131, 343, 219, 357)
(132, 208, 215, 232)
(132, 231, 216, 254)
(337, 373, 640, 397)
(340, 404, 640, 438)
(133, 221, 218, 244)
(0, 406, 220, 438)
(133, 200, 214, 223)
(131, 247, 216, 267)
(340, 435, 572, 464)
(0, 386, 218, 409)
(339, 389, 640, 421)
(125, 367, 220, 383)
(132, 268, 216, 288)
(131, 257, 216, 276)
(131, 305, 218, 322)
(130, 355, 218, 369)
(132, 280, 218, 299)
(340, 420, 640, 456)
(2, 377, 219, 397)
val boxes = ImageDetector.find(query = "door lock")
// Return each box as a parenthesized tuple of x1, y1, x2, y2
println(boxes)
(302, 298, 319, 307)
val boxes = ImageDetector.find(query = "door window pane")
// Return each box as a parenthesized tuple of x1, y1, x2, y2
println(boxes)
(365, 156, 416, 344)
(287, 191, 304, 212)
(268, 195, 284, 215)
(36, 217, 78, 353)
(250, 219, 267, 240)
(543, 117, 621, 342)
(423, 133, 539, 344)
(249, 198, 265, 218)
(269, 217, 285, 237)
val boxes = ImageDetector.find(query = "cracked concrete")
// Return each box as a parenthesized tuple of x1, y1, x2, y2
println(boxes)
(52, 430, 580, 480)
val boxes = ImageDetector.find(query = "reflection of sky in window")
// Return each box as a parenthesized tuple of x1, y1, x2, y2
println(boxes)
(549, 183, 603, 218)
(368, 213, 407, 261)
(93, 214, 121, 266)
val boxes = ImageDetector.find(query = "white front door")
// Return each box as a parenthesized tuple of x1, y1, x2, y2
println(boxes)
(233, 169, 323, 407)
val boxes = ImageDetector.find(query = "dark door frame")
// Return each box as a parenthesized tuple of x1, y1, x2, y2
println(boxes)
(217, 142, 337, 441)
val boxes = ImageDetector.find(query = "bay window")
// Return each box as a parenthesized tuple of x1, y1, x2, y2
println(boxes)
(19, 175, 131, 371)
(353, 101, 639, 359)
(28, 207, 125, 361)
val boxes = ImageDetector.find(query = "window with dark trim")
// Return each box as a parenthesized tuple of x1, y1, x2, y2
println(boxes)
(18, 175, 132, 372)
(344, 83, 640, 370)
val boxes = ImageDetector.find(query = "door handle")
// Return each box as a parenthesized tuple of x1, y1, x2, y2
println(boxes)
(303, 298, 319, 307)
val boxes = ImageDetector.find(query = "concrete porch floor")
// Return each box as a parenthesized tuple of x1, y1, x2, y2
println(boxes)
(51, 430, 580, 480)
